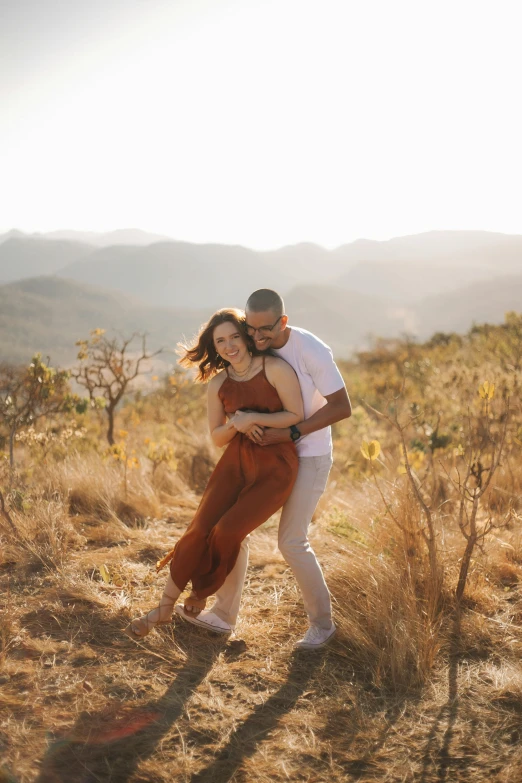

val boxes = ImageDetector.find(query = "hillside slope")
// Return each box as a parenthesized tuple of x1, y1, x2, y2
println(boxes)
(2, 272, 522, 365)
(2, 230, 521, 307)
(41, 228, 175, 246)
(413, 274, 522, 337)
(56, 242, 298, 309)
(283, 285, 408, 355)
(335, 261, 497, 302)
(0, 237, 94, 283)
(0, 277, 207, 365)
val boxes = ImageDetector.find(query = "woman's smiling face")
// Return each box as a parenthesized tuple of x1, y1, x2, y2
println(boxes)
(213, 321, 249, 365)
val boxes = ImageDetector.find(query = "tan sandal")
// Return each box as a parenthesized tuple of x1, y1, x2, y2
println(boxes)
(184, 593, 207, 616)
(123, 592, 177, 641)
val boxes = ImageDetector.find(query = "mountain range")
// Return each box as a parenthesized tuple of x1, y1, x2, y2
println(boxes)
(1, 229, 521, 364)
(0, 228, 175, 248)
(0, 276, 208, 366)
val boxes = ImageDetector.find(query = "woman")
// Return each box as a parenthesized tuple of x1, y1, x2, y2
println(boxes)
(124, 308, 303, 640)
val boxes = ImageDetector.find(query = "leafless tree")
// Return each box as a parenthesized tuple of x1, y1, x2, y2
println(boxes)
(72, 330, 162, 445)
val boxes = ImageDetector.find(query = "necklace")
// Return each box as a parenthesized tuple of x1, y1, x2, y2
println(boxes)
(230, 354, 253, 378)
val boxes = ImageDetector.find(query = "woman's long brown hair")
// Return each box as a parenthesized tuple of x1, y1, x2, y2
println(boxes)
(178, 308, 256, 382)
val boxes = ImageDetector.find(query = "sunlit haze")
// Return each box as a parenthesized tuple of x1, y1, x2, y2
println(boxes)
(1, 0, 521, 249)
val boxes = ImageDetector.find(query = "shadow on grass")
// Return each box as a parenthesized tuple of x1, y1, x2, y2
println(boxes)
(316, 651, 414, 781)
(20, 602, 126, 649)
(188, 649, 326, 783)
(337, 700, 407, 779)
(34, 626, 227, 783)
(420, 609, 461, 783)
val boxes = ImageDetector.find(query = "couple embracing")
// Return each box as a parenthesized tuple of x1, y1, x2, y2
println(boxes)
(125, 288, 351, 650)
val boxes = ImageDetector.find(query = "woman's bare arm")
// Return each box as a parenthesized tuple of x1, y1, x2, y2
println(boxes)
(207, 373, 237, 447)
(230, 359, 303, 433)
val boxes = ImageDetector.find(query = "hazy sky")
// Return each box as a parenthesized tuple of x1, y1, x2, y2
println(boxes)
(1, 0, 521, 249)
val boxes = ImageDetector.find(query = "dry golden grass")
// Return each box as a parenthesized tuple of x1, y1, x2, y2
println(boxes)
(2, 317, 522, 781)
(1, 460, 522, 783)
(43, 453, 163, 524)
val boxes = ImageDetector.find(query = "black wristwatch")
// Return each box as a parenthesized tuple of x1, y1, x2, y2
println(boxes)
(289, 425, 301, 442)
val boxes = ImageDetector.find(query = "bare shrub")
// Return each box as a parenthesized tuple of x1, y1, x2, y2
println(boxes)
(361, 400, 443, 620)
(72, 330, 162, 445)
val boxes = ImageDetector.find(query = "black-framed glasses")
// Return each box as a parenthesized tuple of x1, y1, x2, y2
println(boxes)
(245, 315, 284, 336)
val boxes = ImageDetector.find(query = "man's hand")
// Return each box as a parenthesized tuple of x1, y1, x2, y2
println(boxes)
(258, 427, 292, 446)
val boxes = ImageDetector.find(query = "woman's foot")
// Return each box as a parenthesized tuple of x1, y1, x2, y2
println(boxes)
(124, 595, 176, 641)
(174, 605, 232, 635)
(184, 592, 207, 616)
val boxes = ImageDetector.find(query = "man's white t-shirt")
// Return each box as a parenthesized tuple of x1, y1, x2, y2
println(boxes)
(271, 326, 346, 457)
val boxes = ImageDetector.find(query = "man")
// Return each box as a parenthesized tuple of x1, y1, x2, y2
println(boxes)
(176, 289, 351, 649)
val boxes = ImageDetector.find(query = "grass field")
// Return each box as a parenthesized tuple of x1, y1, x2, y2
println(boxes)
(1, 316, 522, 782)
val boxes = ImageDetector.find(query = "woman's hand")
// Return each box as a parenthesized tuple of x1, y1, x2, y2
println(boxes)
(245, 423, 264, 443)
(230, 410, 258, 433)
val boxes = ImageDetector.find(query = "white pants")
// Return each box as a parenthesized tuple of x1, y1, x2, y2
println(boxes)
(211, 453, 333, 630)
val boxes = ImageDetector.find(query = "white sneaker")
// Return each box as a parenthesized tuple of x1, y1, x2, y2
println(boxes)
(174, 605, 233, 635)
(295, 623, 336, 650)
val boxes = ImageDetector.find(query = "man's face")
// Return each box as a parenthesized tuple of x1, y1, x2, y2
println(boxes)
(245, 308, 287, 351)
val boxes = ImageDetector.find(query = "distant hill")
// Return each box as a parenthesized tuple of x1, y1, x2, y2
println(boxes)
(1, 273, 521, 366)
(56, 241, 298, 309)
(1, 230, 521, 306)
(283, 285, 408, 356)
(0, 229, 26, 245)
(0, 277, 408, 365)
(335, 261, 497, 302)
(283, 275, 522, 351)
(40, 228, 176, 246)
(412, 274, 522, 338)
(261, 243, 345, 281)
(1, 229, 521, 364)
(0, 237, 94, 283)
(0, 276, 412, 363)
(331, 230, 522, 270)
(53, 230, 522, 308)
(0, 229, 175, 247)
(0, 277, 208, 366)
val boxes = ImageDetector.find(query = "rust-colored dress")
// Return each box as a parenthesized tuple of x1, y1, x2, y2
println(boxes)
(162, 359, 298, 599)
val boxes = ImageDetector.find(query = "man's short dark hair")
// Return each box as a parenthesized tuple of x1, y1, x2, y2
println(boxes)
(246, 289, 285, 317)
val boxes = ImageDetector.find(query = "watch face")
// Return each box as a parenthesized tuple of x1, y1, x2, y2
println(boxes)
(291, 428, 300, 441)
